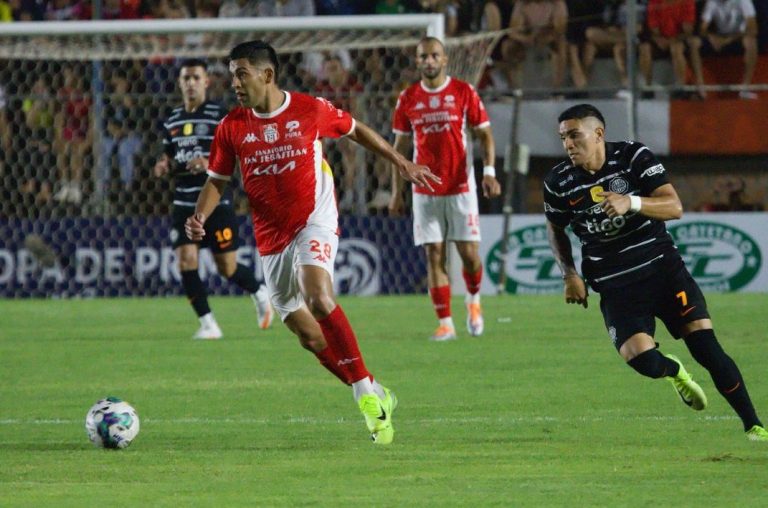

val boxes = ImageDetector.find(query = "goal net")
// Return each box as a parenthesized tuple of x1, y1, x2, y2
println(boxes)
(0, 16, 503, 297)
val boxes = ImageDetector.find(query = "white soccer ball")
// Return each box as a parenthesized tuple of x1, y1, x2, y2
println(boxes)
(85, 397, 140, 449)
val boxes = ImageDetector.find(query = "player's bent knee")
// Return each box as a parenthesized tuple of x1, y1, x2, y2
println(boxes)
(304, 293, 337, 319)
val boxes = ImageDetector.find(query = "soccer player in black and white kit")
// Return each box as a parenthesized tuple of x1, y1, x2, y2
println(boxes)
(544, 104, 767, 442)
(154, 59, 272, 339)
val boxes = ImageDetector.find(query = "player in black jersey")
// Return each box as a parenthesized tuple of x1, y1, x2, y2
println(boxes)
(544, 104, 767, 442)
(154, 59, 272, 339)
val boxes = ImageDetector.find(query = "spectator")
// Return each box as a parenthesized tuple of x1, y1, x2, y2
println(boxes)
(315, 0, 360, 15)
(0, 83, 9, 178)
(565, 0, 605, 90)
(52, 65, 91, 205)
(19, 77, 56, 206)
(98, 70, 142, 200)
(46, 0, 77, 20)
(503, 0, 568, 90)
(585, 0, 648, 89)
(699, 176, 764, 211)
(476, 0, 515, 90)
(218, 0, 258, 17)
(413, 0, 460, 37)
(258, 0, 315, 16)
(315, 54, 364, 212)
(12, 0, 47, 20)
(700, 0, 759, 99)
(0, 1, 11, 21)
(640, 0, 706, 99)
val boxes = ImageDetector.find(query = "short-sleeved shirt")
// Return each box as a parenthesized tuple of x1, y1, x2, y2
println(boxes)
(646, 0, 695, 38)
(543, 141, 677, 292)
(161, 101, 231, 209)
(392, 77, 490, 196)
(702, 0, 755, 35)
(207, 91, 354, 256)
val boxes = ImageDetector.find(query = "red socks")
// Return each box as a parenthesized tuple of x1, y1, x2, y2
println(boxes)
(462, 265, 482, 295)
(429, 285, 452, 318)
(316, 305, 371, 384)
(314, 346, 350, 385)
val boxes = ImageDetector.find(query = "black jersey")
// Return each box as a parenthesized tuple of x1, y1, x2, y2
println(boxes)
(161, 101, 232, 208)
(543, 141, 678, 291)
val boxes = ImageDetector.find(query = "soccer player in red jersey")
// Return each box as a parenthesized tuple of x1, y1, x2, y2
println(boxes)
(389, 37, 501, 342)
(185, 40, 440, 445)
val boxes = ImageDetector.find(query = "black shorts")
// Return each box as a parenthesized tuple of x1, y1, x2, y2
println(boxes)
(599, 256, 710, 350)
(171, 205, 241, 253)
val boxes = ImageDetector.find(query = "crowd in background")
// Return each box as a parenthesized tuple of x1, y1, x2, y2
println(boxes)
(0, 0, 766, 218)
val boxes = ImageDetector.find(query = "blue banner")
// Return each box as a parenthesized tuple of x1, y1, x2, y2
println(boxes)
(0, 216, 425, 298)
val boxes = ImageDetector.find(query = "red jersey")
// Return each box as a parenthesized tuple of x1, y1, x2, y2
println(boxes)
(207, 92, 354, 255)
(392, 77, 490, 196)
(647, 0, 695, 38)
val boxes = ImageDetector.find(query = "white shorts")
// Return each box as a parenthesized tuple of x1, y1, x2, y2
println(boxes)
(261, 224, 338, 321)
(412, 191, 481, 246)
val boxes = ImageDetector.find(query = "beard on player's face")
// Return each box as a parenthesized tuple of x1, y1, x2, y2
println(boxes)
(420, 65, 442, 80)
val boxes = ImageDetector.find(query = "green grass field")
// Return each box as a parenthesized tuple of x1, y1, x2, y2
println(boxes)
(1, 293, 767, 507)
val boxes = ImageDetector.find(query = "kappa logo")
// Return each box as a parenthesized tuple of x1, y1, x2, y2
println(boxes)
(414, 102, 425, 110)
(242, 132, 259, 143)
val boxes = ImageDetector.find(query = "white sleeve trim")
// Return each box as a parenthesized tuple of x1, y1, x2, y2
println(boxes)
(206, 169, 231, 181)
(392, 128, 412, 135)
(474, 121, 491, 129)
(341, 118, 356, 137)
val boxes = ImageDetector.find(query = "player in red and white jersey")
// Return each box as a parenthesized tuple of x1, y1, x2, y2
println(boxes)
(185, 40, 440, 445)
(389, 37, 501, 342)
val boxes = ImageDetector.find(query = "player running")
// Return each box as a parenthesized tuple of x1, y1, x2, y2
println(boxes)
(544, 104, 767, 442)
(185, 40, 440, 444)
(154, 59, 272, 340)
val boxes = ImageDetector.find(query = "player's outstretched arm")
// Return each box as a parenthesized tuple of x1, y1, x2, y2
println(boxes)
(347, 120, 441, 192)
(546, 220, 588, 308)
(185, 177, 227, 241)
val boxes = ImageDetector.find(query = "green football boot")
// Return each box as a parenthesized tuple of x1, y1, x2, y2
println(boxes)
(746, 425, 768, 442)
(665, 354, 708, 411)
(358, 387, 398, 445)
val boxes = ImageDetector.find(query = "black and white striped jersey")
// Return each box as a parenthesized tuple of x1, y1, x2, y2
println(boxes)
(161, 101, 232, 208)
(543, 141, 677, 291)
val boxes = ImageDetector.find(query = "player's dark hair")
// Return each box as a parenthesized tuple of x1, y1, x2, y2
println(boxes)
(558, 104, 606, 128)
(180, 58, 208, 72)
(229, 40, 280, 81)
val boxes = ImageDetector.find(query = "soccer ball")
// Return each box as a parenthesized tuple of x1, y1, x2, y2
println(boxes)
(85, 397, 140, 449)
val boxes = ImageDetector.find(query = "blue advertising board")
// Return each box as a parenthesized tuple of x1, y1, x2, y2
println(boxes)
(0, 216, 426, 297)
